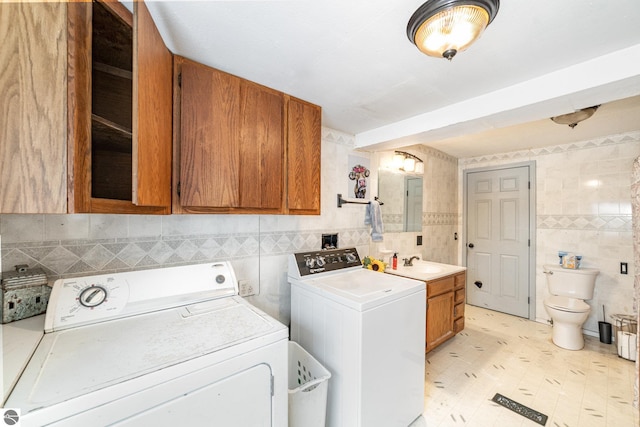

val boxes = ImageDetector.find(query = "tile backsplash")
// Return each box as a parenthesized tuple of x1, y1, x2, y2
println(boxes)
(0, 127, 371, 325)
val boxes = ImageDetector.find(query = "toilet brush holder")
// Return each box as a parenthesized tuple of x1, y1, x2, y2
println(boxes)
(598, 305, 612, 344)
(598, 321, 612, 344)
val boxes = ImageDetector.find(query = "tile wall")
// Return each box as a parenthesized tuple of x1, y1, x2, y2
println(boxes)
(459, 131, 640, 335)
(0, 127, 371, 326)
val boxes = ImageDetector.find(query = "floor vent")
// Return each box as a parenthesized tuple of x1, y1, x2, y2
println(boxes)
(491, 393, 548, 425)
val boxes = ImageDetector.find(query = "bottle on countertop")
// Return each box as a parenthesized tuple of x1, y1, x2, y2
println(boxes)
(392, 253, 398, 270)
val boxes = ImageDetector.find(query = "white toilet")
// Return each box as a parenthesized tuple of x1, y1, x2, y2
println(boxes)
(543, 264, 599, 350)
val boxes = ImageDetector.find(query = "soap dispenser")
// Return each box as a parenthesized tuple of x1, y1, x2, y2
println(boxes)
(392, 253, 398, 270)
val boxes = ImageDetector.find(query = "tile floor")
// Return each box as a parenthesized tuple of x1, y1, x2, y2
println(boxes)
(418, 304, 638, 427)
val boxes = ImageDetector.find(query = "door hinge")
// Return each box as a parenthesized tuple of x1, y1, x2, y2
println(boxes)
(528, 181, 531, 189)
(177, 182, 181, 197)
(528, 296, 530, 304)
(528, 239, 530, 247)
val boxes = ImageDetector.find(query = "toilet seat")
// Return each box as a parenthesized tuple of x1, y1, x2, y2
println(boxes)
(544, 295, 590, 313)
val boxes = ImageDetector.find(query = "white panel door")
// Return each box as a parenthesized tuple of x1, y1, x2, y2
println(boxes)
(466, 166, 530, 318)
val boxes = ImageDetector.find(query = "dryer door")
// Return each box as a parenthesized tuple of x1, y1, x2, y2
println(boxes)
(44, 363, 274, 426)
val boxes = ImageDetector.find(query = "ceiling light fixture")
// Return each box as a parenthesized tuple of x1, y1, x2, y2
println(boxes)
(407, 0, 500, 60)
(550, 105, 600, 129)
(395, 151, 424, 174)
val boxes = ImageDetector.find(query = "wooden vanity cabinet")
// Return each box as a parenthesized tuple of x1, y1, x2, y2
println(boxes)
(172, 56, 321, 215)
(68, 0, 172, 214)
(425, 271, 466, 353)
(425, 276, 455, 353)
(453, 272, 466, 333)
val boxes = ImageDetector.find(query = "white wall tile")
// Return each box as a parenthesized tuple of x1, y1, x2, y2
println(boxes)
(462, 131, 640, 333)
(44, 214, 89, 241)
(0, 214, 45, 243)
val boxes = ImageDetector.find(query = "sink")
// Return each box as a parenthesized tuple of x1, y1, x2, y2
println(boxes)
(386, 260, 465, 281)
(405, 264, 442, 274)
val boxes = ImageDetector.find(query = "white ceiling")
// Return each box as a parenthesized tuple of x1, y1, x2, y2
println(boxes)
(144, 0, 640, 158)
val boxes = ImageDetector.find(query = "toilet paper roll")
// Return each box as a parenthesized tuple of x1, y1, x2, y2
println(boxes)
(617, 331, 637, 361)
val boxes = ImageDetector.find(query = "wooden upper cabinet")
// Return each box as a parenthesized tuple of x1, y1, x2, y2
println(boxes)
(287, 97, 321, 215)
(68, 0, 172, 214)
(175, 57, 298, 214)
(0, 2, 67, 213)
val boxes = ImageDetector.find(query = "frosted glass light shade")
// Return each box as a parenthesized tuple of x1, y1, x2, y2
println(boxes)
(403, 157, 416, 172)
(415, 162, 425, 174)
(408, 0, 500, 60)
(393, 153, 405, 168)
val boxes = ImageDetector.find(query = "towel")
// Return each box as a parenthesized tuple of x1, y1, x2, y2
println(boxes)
(364, 200, 384, 242)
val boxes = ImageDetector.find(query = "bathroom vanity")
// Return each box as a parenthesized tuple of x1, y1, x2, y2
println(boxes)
(386, 261, 466, 353)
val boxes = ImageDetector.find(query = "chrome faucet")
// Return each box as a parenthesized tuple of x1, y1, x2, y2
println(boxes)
(403, 256, 420, 266)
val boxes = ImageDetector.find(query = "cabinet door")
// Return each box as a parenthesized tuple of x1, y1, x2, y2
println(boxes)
(0, 2, 67, 213)
(68, 0, 171, 214)
(426, 291, 454, 352)
(179, 60, 241, 208)
(286, 97, 321, 215)
(238, 81, 284, 209)
(178, 58, 284, 212)
(132, 1, 172, 208)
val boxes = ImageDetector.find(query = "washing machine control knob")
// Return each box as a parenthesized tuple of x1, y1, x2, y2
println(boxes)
(315, 256, 326, 267)
(305, 257, 316, 268)
(345, 253, 357, 263)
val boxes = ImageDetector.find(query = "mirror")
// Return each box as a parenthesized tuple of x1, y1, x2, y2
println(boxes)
(378, 169, 423, 232)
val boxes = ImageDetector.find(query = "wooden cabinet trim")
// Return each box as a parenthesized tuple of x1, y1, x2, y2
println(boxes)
(67, 1, 92, 213)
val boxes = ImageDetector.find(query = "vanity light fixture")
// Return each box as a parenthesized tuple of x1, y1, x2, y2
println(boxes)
(407, 0, 500, 60)
(394, 151, 424, 174)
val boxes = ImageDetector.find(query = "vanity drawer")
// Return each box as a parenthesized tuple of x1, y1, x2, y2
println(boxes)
(454, 272, 466, 289)
(454, 289, 465, 304)
(427, 276, 454, 297)
(454, 302, 465, 319)
(454, 317, 465, 333)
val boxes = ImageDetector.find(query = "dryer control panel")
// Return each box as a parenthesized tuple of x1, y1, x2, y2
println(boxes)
(289, 247, 362, 278)
(44, 262, 238, 332)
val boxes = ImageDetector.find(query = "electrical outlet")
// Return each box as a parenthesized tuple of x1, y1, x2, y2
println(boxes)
(620, 262, 628, 275)
(238, 280, 258, 297)
(322, 233, 338, 249)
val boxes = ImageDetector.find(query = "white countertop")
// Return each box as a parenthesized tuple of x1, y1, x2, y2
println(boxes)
(2, 314, 45, 404)
(385, 260, 466, 282)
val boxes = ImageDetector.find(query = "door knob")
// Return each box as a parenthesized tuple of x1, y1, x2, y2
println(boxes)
(468, 243, 474, 248)
(474, 280, 482, 289)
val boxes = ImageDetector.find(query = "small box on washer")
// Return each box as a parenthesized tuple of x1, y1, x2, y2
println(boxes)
(1, 264, 51, 324)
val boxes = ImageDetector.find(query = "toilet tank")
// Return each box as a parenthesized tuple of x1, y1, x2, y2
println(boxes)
(543, 264, 599, 299)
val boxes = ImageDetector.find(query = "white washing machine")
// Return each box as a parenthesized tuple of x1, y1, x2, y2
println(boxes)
(2, 262, 288, 427)
(288, 247, 426, 427)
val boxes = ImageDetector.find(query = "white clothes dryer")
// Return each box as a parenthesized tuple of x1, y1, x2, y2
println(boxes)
(2, 262, 288, 427)
(288, 247, 426, 427)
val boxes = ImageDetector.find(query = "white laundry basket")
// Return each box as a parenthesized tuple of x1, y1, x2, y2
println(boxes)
(288, 341, 331, 427)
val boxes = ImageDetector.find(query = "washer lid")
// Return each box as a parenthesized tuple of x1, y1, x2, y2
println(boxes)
(545, 295, 590, 312)
(292, 268, 425, 311)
